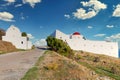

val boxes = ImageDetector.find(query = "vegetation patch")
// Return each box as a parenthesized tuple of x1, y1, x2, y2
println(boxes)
(22, 51, 113, 80)
(46, 36, 74, 58)
(21, 67, 38, 80)
(74, 51, 120, 80)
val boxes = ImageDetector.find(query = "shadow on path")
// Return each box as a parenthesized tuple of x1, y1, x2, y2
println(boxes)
(36, 47, 50, 50)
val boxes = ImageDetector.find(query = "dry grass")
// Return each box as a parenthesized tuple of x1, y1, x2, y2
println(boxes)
(22, 51, 113, 80)
(74, 51, 120, 80)
(0, 40, 16, 54)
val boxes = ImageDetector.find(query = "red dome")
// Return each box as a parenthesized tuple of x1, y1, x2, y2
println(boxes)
(73, 32, 80, 35)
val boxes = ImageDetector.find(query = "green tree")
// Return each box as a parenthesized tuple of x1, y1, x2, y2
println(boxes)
(22, 32, 27, 37)
(46, 36, 74, 58)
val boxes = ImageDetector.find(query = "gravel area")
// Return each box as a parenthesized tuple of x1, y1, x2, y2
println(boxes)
(0, 47, 45, 80)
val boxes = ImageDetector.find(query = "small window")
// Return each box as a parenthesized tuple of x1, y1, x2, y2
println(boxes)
(21, 41, 23, 44)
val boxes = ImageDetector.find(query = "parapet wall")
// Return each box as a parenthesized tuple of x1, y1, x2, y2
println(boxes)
(67, 39, 118, 58)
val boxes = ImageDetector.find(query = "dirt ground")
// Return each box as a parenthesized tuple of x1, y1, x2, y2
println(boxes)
(0, 47, 45, 80)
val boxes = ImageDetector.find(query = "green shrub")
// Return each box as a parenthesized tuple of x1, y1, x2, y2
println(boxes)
(46, 36, 74, 58)
(22, 32, 27, 37)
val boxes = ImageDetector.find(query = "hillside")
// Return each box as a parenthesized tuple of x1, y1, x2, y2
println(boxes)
(0, 40, 16, 54)
(74, 51, 120, 80)
(0, 28, 5, 40)
(22, 51, 114, 80)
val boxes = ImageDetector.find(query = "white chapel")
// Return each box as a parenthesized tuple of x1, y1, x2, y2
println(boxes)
(2, 25, 32, 49)
(51, 30, 119, 58)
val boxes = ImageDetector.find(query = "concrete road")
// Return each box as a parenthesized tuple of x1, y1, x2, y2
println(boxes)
(0, 47, 46, 80)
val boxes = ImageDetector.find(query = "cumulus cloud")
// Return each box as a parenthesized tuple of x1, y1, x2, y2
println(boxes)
(5, 0, 15, 3)
(22, 0, 42, 8)
(27, 33, 34, 39)
(106, 25, 114, 28)
(88, 26, 93, 29)
(113, 4, 120, 17)
(94, 34, 106, 37)
(0, 12, 14, 22)
(64, 14, 70, 19)
(73, 0, 107, 20)
(81, 0, 107, 11)
(34, 39, 47, 46)
(73, 8, 97, 20)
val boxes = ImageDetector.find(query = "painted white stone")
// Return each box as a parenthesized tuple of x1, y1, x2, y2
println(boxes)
(51, 30, 119, 58)
(2, 25, 32, 49)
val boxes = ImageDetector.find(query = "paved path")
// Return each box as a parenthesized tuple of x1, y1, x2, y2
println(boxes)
(0, 47, 46, 80)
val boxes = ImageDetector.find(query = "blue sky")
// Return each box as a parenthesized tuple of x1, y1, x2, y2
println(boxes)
(0, 0, 120, 47)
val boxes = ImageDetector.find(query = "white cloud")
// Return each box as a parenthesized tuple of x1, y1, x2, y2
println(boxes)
(94, 34, 106, 37)
(64, 14, 70, 19)
(105, 33, 120, 42)
(27, 33, 34, 39)
(34, 39, 47, 46)
(106, 25, 114, 28)
(81, 0, 107, 12)
(22, 0, 42, 8)
(5, 0, 15, 3)
(73, 8, 96, 20)
(73, 0, 107, 20)
(15, 4, 23, 7)
(88, 26, 93, 29)
(0, 12, 14, 22)
(105, 33, 120, 48)
(2, 0, 15, 6)
(113, 4, 120, 17)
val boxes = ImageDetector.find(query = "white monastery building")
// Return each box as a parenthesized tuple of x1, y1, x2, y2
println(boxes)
(51, 30, 119, 58)
(2, 25, 32, 49)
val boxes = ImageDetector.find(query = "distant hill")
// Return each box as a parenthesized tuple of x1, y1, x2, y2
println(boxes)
(0, 40, 16, 54)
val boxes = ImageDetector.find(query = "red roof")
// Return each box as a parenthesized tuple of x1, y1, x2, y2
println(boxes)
(73, 32, 80, 35)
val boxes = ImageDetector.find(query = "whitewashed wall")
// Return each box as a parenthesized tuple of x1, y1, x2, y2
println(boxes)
(52, 30, 119, 58)
(2, 25, 32, 49)
(55, 30, 69, 41)
(67, 40, 118, 58)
